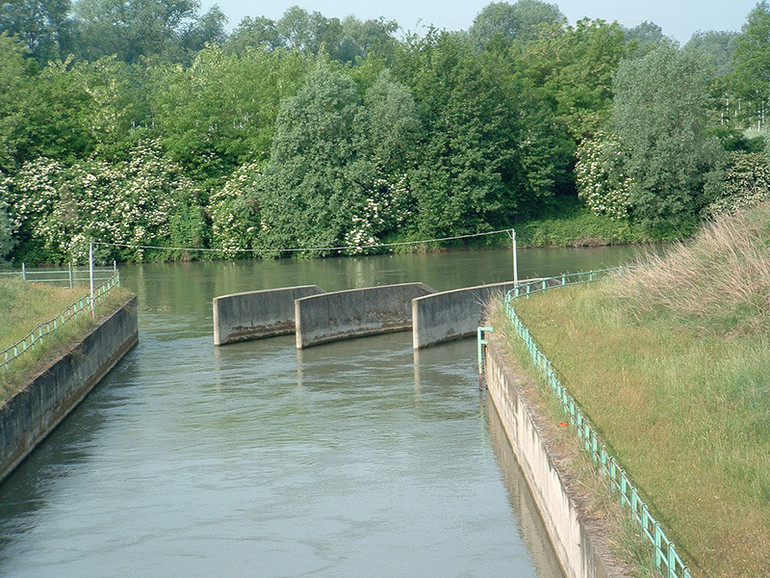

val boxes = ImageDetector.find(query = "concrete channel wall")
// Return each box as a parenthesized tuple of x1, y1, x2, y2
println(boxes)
(0, 296, 138, 484)
(483, 334, 616, 578)
(213, 285, 325, 345)
(295, 282, 436, 349)
(412, 281, 518, 349)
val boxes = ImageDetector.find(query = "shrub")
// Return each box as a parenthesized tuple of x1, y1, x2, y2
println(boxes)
(0, 174, 15, 260)
(208, 161, 263, 258)
(7, 140, 206, 263)
(575, 132, 631, 220)
(708, 151, 770, 214)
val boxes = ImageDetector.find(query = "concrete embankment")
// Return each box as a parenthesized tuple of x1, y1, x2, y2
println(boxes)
(412, 281, 518, 349)
(213, 285, 325, 345)
(295, 282, 436, 349)
(484, 333, 620, 578)
(0, 296, 138, 484)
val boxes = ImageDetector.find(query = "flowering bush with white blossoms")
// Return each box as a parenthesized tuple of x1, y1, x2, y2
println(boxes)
(4, 157, 68, 261)
(343, 170, 412, 255)
(6, 140, 205, 263)
(575, 132, 632, 221)
(708, 152, 770, 215)
(208, 161, 263, 258)
(4, 158, 63, 233)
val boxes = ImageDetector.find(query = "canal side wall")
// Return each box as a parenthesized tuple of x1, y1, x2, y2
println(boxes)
(213, 285, 325, 345)
(484, 334, 617, 578)
(0, 296, 138, 484)
(412, 281, 518, 349)
(295, 282, 436, 349)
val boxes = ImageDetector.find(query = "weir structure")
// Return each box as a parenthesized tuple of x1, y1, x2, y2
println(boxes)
(213, 285, 325, 345)
(411, 281, 518, 349)
(213, 280, 527, 350)
(295, 282, 436, 349)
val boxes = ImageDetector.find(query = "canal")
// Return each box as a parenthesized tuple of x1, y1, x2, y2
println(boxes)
(0, 246, 641, 576)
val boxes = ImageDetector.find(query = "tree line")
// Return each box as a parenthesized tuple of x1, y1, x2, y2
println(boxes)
(1, 0, 770, 263)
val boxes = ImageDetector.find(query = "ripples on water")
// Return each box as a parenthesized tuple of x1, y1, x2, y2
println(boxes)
(0, 248, 642, 576)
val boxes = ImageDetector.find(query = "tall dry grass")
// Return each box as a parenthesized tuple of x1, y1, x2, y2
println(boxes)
(501, 206, 770, 575)
(618, 204, 770, 335)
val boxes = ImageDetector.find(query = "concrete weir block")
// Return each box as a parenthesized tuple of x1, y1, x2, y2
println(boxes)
(295, 282, 436, 349)
(213, 285, 325, 345)
(412, 281, 518, 349)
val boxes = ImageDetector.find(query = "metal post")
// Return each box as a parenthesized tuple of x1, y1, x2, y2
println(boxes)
(477, 326, 493, 390)
(511, 229, 518, 286)
(89, 241, 95, 318)
(69, 262, 73, 289)
(667, 544, 677, 578)
(22, 263, 26, 281)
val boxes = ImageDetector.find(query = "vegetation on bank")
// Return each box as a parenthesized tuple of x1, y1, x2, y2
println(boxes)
(515, 197, 647, 247)
(488, 301, 661, 576)
(498, 204, 770, 576)
(1, 2, 770, 263)
(0, 278, 132, 399)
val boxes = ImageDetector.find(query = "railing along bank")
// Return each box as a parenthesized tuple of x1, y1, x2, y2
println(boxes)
(0, 263, 117, 287)
(0, 271, 121, 373)
(497, 267, 691, 578)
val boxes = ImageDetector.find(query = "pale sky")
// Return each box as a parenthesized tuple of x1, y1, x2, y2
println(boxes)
(200, 0, 760, 44)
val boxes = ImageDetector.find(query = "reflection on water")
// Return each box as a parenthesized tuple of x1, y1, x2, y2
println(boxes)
(126, 246, 645, 324)
(0, 247, 638, 576)
(486, 396, 566, 578)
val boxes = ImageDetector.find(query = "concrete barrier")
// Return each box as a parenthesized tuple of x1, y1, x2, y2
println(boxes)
(412, 281, 518, 349)
(213, 285, 325, 345)
(484, 334, 620, 578)
(295, 282, 436, 349)
(0, 296, 138, 484)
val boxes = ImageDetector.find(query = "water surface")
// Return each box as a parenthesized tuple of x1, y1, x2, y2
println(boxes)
(0, 247, 639, 576)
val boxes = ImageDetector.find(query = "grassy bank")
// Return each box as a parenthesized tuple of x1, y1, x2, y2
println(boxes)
(515, 197, 647, 248)
(501, 205, 770, 576)
(0, 278, 132, 400)
(488, 301, 661, 576)
(403, 198, 650, 253)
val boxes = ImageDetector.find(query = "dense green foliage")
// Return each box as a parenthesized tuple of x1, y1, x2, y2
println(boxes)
(468, 0, 566, 49)
(0, 178, 13, 260)
(730, 1, 770, 129)
(256, 66, 412, 254)
(611, 45, 725, 235)
(0, 0, 767, 263)
(574, 132, 631, 220)
(709, 152, 770, 213)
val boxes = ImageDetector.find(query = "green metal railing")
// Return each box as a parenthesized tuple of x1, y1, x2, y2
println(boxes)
(0, 271, 121, 373)
(0, 263, 117, 288)
(498, 267, 692, 578)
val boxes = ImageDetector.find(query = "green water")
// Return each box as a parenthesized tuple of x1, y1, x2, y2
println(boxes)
(0, 246, 641, 576)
